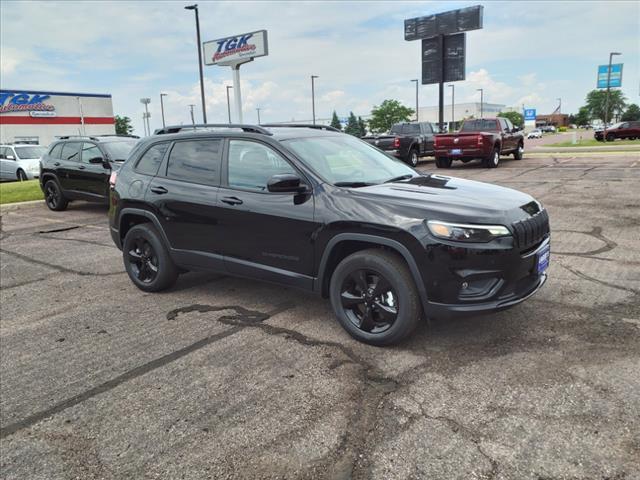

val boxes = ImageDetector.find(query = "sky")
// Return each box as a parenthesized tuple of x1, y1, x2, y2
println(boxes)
(1, 0, 638, 134)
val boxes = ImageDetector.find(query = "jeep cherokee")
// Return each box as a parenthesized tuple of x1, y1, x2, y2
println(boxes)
(109, 124, 550, 345)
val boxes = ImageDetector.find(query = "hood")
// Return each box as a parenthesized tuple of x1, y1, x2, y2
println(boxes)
(344, 174, 540, 225)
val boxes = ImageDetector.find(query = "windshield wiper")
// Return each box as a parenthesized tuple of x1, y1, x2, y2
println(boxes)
(384, 174, 414, 183)
(334, 181, 376, 188)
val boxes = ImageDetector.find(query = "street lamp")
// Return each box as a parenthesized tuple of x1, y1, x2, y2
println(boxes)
(185, 4, 207, 124)
(604, 51, 621, 139)
(311, 75, 319, 125)
(160, 93, 168, 128)
(448, 84, 455, 130)
(140, 98, 151, 136)
(410, 79, 419, 122)
(226, 85, 233, 123)
(477, 88, 484, 119)
(256, 107, 261, 125)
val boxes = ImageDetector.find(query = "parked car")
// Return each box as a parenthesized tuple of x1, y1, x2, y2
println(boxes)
(108, 123, 550, 346)
(527, 129, 543, 139)
(362, 122, 437, 166)
(594, 121, 640, 141)
(540, 125, 556, 133)
(433, 118, 525, 168)
(39, 135, 139, 211)
(0, 144, 47, 181)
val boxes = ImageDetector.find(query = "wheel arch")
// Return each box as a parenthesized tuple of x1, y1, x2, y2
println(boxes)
(316, 233, 429, 314)
(118, 207, 171, 249)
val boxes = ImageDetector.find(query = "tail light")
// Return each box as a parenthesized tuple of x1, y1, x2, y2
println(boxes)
(109, 171, 118, 189)
(393, 137, 400, 148)
(477, 135, 484, 147)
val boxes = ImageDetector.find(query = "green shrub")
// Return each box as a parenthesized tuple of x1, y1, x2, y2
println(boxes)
(558, 126, 567, 132)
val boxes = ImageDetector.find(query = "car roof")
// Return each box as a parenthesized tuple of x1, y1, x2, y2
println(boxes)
(145, 126, 344, 143)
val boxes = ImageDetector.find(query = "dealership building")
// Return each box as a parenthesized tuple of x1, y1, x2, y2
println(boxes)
(0, 89, 116, 147)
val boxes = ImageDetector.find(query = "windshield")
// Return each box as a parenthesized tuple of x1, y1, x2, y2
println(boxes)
(14, 146, 47, 159)
(283, 135, 416, 185)
(101, 140, 138, 161)
(460, 119, 498, 132)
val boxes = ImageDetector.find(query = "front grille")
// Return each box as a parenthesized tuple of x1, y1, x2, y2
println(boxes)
(512, 209, 549, 250)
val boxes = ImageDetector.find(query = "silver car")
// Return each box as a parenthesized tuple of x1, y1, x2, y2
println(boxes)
(0, 144, 47, 181)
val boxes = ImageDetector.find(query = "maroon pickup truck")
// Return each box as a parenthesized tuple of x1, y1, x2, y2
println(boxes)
(433, 118, 525, 168)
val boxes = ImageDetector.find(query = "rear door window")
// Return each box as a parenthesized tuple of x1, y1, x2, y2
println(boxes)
(61, 142, 82, 162)
(166, 139, 222, 185)
(0, 147, 6, 159)
(135, 143, 169, 176)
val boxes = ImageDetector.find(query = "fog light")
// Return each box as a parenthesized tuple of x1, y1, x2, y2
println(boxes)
(461, 282, 469, 289)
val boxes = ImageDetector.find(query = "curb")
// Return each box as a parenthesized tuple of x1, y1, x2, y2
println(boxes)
(532, 145, 640, 153)
(0, 199, 45, 211)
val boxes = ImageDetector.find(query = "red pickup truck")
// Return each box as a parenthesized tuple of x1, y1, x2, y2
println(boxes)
(433, 118, 525, 168)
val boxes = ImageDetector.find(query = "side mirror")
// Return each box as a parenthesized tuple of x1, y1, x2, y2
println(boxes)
(267, 174, 308, 193)
(89, 156, 110, 168)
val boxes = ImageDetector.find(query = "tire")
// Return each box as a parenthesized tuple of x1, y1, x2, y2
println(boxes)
(329, 249, 422, 346)
(17, 169, 28, 181)
(406, 148, 419, 167)
(44, 179, 69, 211)
(122, 223, 178, 292)
(485, 147, 500, 168)
(435, 157, 452, 168)
(606, 133, 615, 142)
(513, 142, 524, 160)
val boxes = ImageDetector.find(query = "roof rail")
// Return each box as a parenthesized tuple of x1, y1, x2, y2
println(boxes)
(94, 134, 141, 139)
(56, 135, 100, 140)
(154, 123, 273, 136)
(261, 123, 341, 132)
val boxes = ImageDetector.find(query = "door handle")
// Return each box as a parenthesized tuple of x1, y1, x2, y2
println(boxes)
(221, 196, 243, 206)
(78, 165, 86, 170)
(150, 186, 168, 194)
(54, 162, 61, 166)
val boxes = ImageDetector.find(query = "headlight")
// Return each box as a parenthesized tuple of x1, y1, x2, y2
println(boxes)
(427, 220, 511, 243)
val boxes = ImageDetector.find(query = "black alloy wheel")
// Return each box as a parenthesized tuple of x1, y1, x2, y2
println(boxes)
(44, 180, 68, 211)
(127, 237, 159, 284)
(340, 269, 398, 334)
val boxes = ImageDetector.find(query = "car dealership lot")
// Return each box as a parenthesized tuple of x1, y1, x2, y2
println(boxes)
(1, 153, 639, 479)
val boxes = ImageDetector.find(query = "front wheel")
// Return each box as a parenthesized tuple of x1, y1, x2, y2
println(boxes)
(513, 143, 524, 160)
(44, 180, 69, 211)
(406, 148, 419, 167)
(329, 249, 422, 346)
(485, 147, 500, 168)
(606, 133, 615, 142)
(123, 223, 178, 292)
(435, 157, 452, 168)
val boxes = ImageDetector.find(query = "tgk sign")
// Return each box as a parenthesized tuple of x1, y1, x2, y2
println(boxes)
(203, 30, 268, 66)
(0, 92, 56, 114)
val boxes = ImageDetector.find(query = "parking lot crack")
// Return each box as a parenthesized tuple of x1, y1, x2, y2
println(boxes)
(0, 247, 123, 277)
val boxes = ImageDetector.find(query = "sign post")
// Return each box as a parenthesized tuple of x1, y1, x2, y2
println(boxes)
(405, 5, 483, 131)
(203, 30, 268, 124)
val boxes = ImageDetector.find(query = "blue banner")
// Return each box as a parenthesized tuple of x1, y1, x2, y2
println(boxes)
(597, 64, 623, 88)
(524, 108, 536, 121)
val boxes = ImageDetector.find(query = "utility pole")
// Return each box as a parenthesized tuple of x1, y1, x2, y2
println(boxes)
(160, 93, 168, 128)
(256, 107, 261, 125)
(477, 88, 484, 119)
(184, 4, 207, 123)
(448, 84, 455, 130)
(188, 104, 196, 126)
(140, 98, 151, 136)
(410, 79, 419, 122)
(604, 51, 621, 140)
(226, 85, 233, 123)
(311, 75, 318, 125)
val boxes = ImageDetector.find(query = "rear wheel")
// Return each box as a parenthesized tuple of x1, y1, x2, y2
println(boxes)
(329, 249, 422, 346)
(44, 180, 69, 211)
(123, 223, 178, 292)
(484, 147, 500, 168)
(435, 157, 452, 168)
(406, 148, 419, 167)
(513, 143, 524, 160)
(606, 133, 615, 142)
(17, 169, 28, 181)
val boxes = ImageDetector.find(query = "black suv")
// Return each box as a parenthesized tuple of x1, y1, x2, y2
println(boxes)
(40, 135, 139, 211)
(109, 124, 550, 345)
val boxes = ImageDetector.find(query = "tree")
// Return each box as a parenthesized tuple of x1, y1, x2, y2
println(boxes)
(497, 111, 524, 127)
(368, 99, 414, 134)
(344, 112, 360, 136)
(584, 89, 626, 124)
(574, 106, 591, 126)
(621, 103, 640, 121)
(330, 111, 342, 131)
(115, 115, 134, 135)
(357, 116, 367, 137)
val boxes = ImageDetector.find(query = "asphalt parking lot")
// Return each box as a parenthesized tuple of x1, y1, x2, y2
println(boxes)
(1, 151, 639, 479)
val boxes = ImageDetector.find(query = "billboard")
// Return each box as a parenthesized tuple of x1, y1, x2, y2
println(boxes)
(421, 33, 466, 85)
(597, 64, 623, 88)
(405, 5, 483, 41)
(524, 109, 536, 121)
(203, 30, 268, 66)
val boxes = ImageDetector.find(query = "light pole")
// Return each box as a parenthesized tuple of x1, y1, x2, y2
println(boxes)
(311, 75, 319, 125)
(410, 79, 419, 122)
(160, 93, 168, 128)
(448, 84, 455, 130)
(477, 88, 484, 119)
(226, 86, 233, 123)
(604, 51, 621, 139)
(188, 104, 196, 126)
(140, 98, 151, 136)
(256, 107, 261, 125)
(185, 4, 207, 123)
